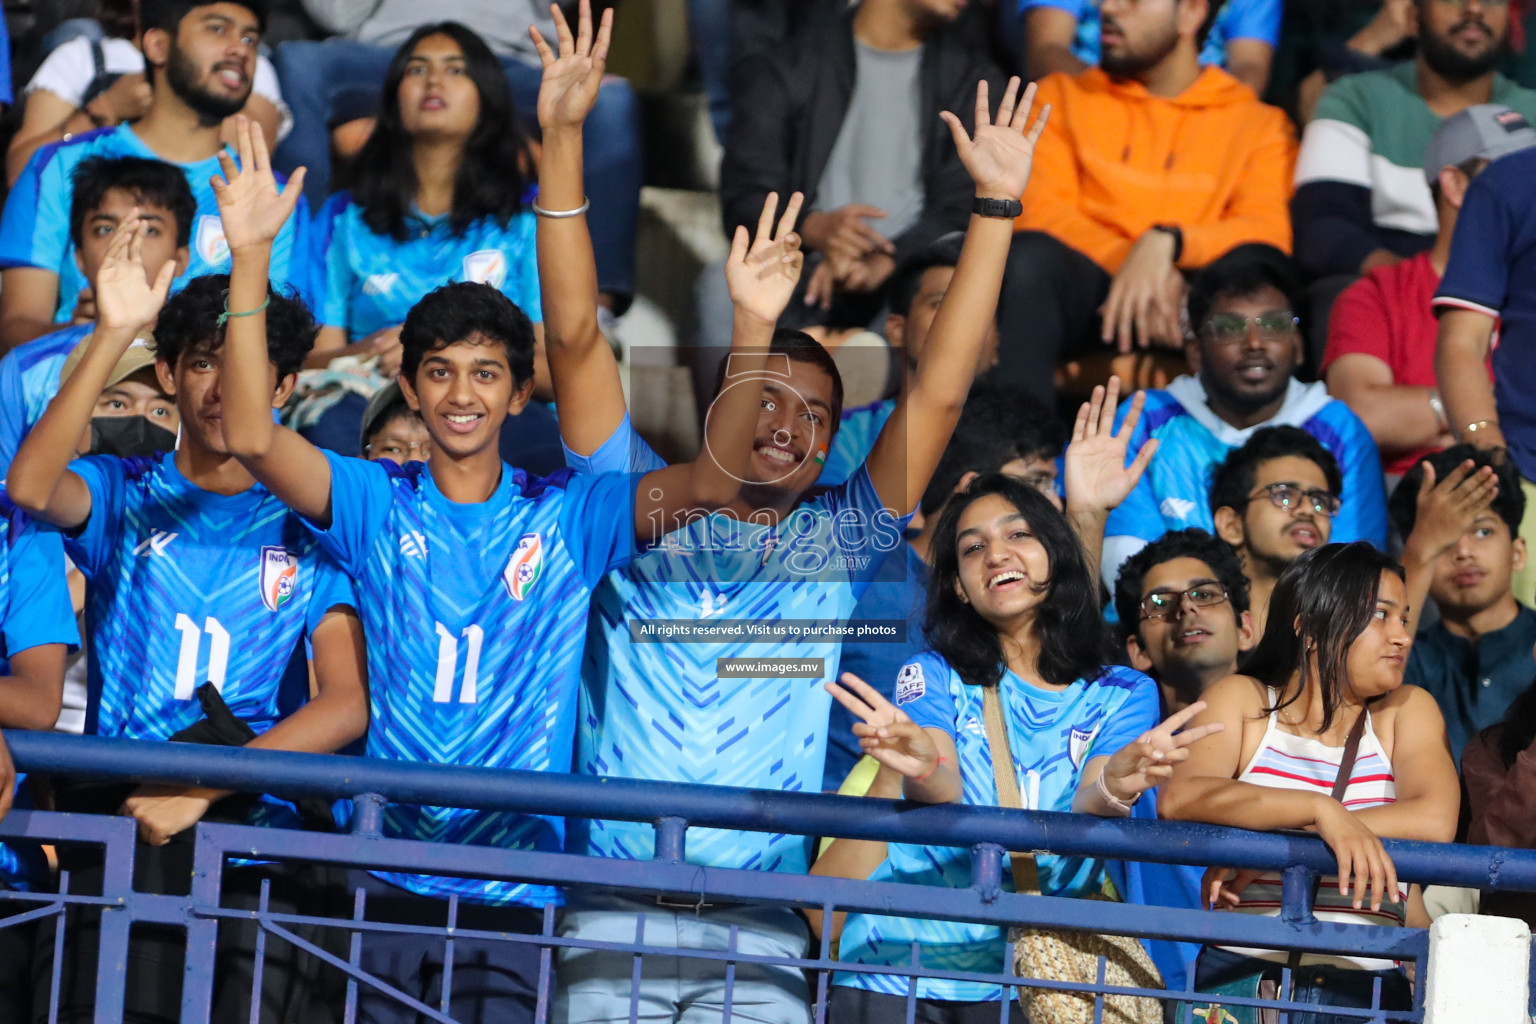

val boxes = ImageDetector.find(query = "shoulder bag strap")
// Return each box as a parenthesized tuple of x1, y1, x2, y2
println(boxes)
(981, 681, 1043, 895)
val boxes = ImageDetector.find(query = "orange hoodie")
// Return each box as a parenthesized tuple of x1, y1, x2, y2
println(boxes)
(1016, 66, 1296, 273)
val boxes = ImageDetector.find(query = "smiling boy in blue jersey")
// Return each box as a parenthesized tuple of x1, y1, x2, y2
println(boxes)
(0, 0, 312, 351)
(540, 11, 1052, 1009)
(210, 3, 801, 1009)
(0, 156, 193, 474)
(6, 216, 368, 1021)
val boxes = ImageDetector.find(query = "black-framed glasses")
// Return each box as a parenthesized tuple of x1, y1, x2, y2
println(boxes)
(1247, 482, 1340, 518)
(1201, 311, 1299, 345)
(1139, 583, 1229, 622)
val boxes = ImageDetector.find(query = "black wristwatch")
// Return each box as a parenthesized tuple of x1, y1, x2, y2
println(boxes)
(973, 196, 1023, 219)
(1151, 223, 1183, 263)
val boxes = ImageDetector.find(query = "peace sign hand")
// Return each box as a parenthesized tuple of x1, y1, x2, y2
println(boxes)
(940, 77, 1051, 202)
(1098, 700, 1225, 803)
(725, 191, 805, 326)
(826, 672, 941, 780)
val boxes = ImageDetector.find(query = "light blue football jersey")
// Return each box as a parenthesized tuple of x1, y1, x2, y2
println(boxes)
(0, 125, 312, 323)
(0, 323, 90, 474)
(834, 655, 1159, 1001)
(1101, 376, 1388, 589)
(66, 452, 350, 746)
(820, 399, 895, 488)
(0, 496, 79, 891)
(565, 414, 911, 873)
(312, 192, 542, 340)
(305, 452, 639, 907)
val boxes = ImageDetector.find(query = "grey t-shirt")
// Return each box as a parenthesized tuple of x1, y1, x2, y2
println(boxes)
(815, 41, 925, 241)
(301, 0, 556, 60)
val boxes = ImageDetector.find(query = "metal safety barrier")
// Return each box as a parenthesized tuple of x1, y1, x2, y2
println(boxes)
(0, 730, 1531, 1023)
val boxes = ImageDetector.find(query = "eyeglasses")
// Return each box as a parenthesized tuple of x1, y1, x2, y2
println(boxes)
(1201, 311, 1300, 345)
(1246, 482, 1340, 518)
(1139, 583, 1229, 622)
(366, 439, 432, 460)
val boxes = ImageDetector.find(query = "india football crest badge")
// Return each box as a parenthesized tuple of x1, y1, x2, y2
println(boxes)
(503, 533, 544, 602)
(195, 214, 231, 266)
(462, 249, 508, 289)
(1069, 723, 1099, 769)
(259, 546, 299, 612)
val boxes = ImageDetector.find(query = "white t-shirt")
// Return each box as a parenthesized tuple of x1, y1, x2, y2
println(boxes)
(25, 36, 293, 142)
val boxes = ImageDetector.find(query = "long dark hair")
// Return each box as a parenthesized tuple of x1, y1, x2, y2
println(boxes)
(351, 22, 532, 242)
(925, 474, 1112, 690)
(1244, 542, 1404, 734)
(1496, 679, 1536, 767)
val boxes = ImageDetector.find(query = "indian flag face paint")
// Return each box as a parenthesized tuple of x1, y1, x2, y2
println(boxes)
(813, 444, 828, 467)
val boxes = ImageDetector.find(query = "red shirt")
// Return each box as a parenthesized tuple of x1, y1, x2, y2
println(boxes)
(1322, 251, 1443, 476)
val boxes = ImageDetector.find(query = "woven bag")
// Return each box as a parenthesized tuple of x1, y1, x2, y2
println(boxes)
(981, 683, 1165, 1024)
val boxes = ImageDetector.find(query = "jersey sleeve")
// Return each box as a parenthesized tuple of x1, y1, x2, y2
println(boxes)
(555, 469, 643, 586)
(895, 652, 959, 736)
(824, 463, 916, 594)
(562, 411, 667, 475)
(1220, 0, 1281, 45)
(1089, 668, 1160, 757)
(304, 551, 358, 635)
(0, 144, 66, 273)
(61, 454, 128, 578)
(1434, 172, 1511, 317)
(2, 514, 79, 657)
(304, 449, 397, 577)
(0, 353, 29, 475)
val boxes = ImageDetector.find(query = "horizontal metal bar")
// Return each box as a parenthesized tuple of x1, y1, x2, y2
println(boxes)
(10, 731, 1534, 895)
(189, 821, 1428, 961)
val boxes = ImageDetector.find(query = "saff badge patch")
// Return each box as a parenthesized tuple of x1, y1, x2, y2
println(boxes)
(895, 662, 926, 704)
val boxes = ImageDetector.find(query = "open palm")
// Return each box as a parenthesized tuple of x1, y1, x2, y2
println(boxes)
(531, 0, 612, 132)
(211, 116, 305, 254)
(724, 191, 805, 325)
(1064, 377, 1158, 515)
(94, 215, 175, 332)
(941, 78, 1050, 201)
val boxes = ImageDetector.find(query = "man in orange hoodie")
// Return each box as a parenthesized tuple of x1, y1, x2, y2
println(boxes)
(995, 0, 1295, 402)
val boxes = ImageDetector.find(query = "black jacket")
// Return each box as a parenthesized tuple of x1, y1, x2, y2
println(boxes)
(720, 12, 1002, 268)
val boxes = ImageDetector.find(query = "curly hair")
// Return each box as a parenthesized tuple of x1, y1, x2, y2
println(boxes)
(1208, 425, 1342, 517)
(399, 281, 536, 385)
(152, 275, 315, 380)
(925, 473, 1112, 690)
(1113, 527, 1251, 643)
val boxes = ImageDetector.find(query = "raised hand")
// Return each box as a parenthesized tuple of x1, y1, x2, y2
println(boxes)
(1404, 458, 1500, 564)
(1096, 700, 1225, 804)
(93, 211, 176, 333)
(530, 0, 613, 133)
(725, 191, 806, 326)
(826, 673, 941, 780)
(1064, 377, 1159, 517)
(210, 115, 306, 254)
(940, 77, 1050, 202)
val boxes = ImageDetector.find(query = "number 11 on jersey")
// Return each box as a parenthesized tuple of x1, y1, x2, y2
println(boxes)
(433, 622, 483, 704)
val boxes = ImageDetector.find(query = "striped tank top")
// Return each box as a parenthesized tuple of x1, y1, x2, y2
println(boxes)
(1217, 702, 1407, 970)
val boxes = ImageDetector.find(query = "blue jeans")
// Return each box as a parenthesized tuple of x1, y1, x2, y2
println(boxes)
(1192, 946, 1413, 1024)
(272, 38, 640, 302)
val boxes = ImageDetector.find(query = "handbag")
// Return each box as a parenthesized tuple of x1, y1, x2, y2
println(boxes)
(1184, 709, 1371, 1024)
(981, 683, 1165, 1024)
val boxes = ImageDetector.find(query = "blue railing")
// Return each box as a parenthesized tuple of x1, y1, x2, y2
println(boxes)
(2, 730, 1531, 1023)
